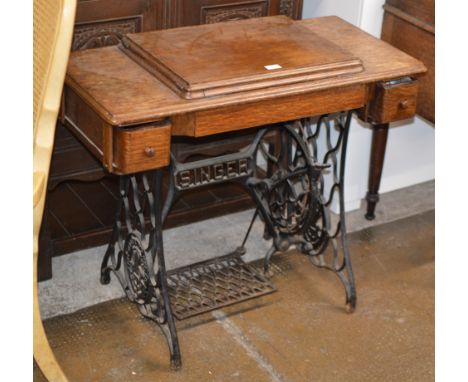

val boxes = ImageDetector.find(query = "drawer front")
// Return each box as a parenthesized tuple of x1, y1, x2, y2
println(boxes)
(113, 122, 171, 174)
(381, 8, 434, 122)
(171, 84, 366, 137)
(368, 78, 418, 123)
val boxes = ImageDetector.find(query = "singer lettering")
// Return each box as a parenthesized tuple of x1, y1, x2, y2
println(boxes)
(176, 158, 251, 190)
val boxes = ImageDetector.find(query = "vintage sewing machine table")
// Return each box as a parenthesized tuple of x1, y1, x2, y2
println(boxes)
(62, 16, 425, 369)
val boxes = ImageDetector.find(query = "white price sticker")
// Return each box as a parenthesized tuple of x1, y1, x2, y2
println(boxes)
(264, 64, 282, 70)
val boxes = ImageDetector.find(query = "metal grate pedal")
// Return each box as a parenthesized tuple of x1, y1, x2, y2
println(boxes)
(167, 251, 277, 320)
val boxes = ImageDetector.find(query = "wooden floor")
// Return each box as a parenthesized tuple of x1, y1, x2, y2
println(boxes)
(34, 210, 434, 382)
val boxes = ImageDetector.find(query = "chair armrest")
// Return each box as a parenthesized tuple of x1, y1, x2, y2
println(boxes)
(34, 171, 46, 208)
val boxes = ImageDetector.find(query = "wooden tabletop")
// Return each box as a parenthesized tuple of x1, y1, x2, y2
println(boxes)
(121, 16, 363, 100)
(66, 16, 426, 127)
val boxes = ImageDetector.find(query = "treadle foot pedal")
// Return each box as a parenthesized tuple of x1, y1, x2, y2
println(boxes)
(167, 251, 277, 320)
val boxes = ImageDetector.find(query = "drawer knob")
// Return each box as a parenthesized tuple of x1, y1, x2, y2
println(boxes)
(399, 99, 409, 109)
(144, 147, 156, 157)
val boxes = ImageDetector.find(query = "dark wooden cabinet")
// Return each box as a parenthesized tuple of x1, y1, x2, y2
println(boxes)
(381, 0, 434, 123)
(39, 0, 304, 281)
(72, 0, 165, 49)
(170, 0, 270, 26)
(169, 0, 301, 26)
(364, 0, 434, 220)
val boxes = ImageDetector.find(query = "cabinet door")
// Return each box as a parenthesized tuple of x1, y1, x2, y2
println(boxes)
(170, 0, 302, 28)
(72, 0, 165, 51)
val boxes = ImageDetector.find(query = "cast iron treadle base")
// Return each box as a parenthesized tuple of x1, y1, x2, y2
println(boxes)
(167, 251, 277, 320)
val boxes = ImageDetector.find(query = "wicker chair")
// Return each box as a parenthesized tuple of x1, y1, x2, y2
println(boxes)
(34, 0, 76, 379)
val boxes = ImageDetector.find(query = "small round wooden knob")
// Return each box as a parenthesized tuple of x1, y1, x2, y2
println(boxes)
(399, 99, 409, 109)
(144, 147, 156, 157)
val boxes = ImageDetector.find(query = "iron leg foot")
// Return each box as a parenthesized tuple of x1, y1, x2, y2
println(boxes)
(100, 269, 111, 285)
(298, 112, 357, 312)
(263, 246, 276, 276)
(171, 357, 182, 371)
(346, 295, 357, 314)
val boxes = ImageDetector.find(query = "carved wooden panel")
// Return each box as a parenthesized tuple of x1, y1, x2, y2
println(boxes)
(172, 0, 268, 27)
(201, 1, 268, 24)
(279, 0, 294, 17)
(73, 18, 141, 50)
(72, 0, 164, 51)
(277, 0, 302, 19)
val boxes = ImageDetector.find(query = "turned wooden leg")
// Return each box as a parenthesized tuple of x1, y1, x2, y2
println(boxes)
(365, 123, 389, 220)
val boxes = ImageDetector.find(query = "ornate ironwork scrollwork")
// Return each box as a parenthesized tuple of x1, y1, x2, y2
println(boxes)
(100, 170, 181, 369)
(166, 116, 356, 313)
(303, 197, 329, 256)
(245, 125, 328, 253)
(101, 112, 357, 371)
(123, 233, 152, 303)
(240, 113, 356, 312)
(299, 112, 357, 312)
(255, 126, 317, 236)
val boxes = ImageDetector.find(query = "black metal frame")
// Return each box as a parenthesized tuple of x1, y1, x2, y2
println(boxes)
(299, 112, 356, 311)
(100, 110, 357, 369)
(100, 171, 181, 369)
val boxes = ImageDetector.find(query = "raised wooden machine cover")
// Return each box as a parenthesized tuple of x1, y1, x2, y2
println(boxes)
(120, 16, 364, 99)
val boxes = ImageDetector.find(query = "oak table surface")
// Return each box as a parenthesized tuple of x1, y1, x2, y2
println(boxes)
(65, 16, 426, 129)
(120, 16, 363, 100)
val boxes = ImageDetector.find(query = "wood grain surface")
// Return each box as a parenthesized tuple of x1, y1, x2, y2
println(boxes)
(113, 122, 171, 174)
(173, 84, 366, 136)
(121, 16, 363, 99)
(381, 0, 434, 122)
(368, 79, 418, 124)
(65, 16, 426, 128)
(385, 0, 434, 27)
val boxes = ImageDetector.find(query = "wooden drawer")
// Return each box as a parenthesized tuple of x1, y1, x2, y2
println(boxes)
(171, 84, 366, 137)
(367, 77, 418, 123)
(113, 122, 171, 174)
(381, 2, 434, 122)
